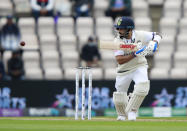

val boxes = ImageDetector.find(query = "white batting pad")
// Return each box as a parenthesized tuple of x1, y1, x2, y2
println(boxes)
(113, 92, 128, 117)
(125, 81, 150, 113)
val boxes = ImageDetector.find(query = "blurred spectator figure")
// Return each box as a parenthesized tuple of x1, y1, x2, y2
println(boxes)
(55, 0, 72, 16)
(80, 36, 101, 67)
(0, 15, 21, 52)
(72, 0, 94, 18)
(31, 0, 54, 21)
(105, 0, 131, 20)
(7, 50, 25, 80)
(0, 59, 6, 80)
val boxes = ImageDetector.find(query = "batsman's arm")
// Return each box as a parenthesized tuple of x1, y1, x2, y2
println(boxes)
(151, 32, 162, 49)
(134, 32, 162, 57)
(115, 54, 135, 65)
(153, 32, 162, 44)
(148, 32, 162, 53)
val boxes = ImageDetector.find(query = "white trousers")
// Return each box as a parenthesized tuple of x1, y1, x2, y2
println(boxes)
(115, 66, 148, 92)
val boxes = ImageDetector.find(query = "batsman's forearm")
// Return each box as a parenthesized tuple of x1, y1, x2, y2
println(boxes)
(116, 54, 135, 65)
(153, 33, 162, 45)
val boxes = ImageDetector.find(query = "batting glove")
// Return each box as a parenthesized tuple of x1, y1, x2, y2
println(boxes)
(134, 45, 148, 57)
(146, 41, 158, 55)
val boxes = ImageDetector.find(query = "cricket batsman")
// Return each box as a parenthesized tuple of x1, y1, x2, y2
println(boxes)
(113, 17, 162, 121)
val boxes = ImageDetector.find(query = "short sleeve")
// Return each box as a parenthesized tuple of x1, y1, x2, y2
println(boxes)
(143, 31, 155, 43)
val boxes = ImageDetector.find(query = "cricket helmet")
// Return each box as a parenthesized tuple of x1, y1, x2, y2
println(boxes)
(114, 17, 135, 29)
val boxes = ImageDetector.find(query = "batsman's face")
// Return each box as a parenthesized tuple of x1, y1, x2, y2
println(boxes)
(118, 28, 125, 36)
(118, 28, 132, 39)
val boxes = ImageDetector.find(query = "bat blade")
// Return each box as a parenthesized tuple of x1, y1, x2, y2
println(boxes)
(99, 40, 138, 52)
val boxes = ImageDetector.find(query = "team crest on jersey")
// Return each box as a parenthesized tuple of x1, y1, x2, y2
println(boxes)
(117, 18, 122, 26)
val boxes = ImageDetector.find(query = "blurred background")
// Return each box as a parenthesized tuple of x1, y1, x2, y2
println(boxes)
(0, 0, 187, 118)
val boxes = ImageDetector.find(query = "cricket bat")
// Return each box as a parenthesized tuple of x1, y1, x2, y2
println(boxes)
(99, 40, 138, 52)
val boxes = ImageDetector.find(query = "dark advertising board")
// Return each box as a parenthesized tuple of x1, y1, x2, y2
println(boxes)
(0, 80, 187, 110)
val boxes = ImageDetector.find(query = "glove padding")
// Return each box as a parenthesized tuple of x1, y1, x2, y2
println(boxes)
(136, 41, 143, 50)
(146, 41, 158, 55)
(134, 41, 158, 57)
(134, 45, 148, 57)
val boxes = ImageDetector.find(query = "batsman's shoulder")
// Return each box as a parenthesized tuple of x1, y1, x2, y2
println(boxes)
(134, 30, 150, 34)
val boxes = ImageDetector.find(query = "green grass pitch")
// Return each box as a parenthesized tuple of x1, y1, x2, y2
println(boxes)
(0, 117, 187, 131)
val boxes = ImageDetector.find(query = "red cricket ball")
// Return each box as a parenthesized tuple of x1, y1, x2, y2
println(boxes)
(20, 41, 25, 46)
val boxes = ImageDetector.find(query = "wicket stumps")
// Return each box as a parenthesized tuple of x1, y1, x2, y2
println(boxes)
(75, 67, 92, 120)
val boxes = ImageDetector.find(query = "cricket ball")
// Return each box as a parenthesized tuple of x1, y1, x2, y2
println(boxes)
(20, 41, 25, 46)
